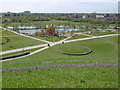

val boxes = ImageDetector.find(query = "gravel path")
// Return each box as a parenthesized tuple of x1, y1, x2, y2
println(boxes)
(1, 64, 118, 72)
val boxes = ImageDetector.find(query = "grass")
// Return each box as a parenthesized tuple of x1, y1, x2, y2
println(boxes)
(2, 30, 16, 36)
(68, 35, 89, 40)
(2, 67, 118, 88)
(0, 29, 3, 31)
(59, 43, 89, 53)
(1, 30, 46, 51)
(0, 58, 1, 88)
(87, 31, 117, 36)
(1, 47, 44, 57)
(71, 30, 86, 33)
(29, 35, 67, 42)
(0, 29, 2, 52)
(6, 20, 90, 26)
(5, 20, 117, 28)
(2, 36, 118, 88)
(2, 36, 118, 68)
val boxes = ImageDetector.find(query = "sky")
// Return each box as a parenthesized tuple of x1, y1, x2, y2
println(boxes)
(0, 0, 119, 13)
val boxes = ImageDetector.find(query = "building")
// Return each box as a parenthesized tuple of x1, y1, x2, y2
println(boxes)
(24, 11, 31, 14)
(96, 15, 104, 18)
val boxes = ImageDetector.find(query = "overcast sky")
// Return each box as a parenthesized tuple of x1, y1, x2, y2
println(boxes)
(0, 0, 119, 13)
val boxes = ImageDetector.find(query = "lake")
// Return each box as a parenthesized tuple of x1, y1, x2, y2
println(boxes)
(7, 26, 37, 29)
(17, 29, 41, 34)
(17, 28, 83, 34)
(56, 29, 83, 31)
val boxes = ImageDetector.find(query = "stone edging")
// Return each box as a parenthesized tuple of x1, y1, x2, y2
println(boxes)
(0, 52, 30, 60)
(1, 64, 117, 72)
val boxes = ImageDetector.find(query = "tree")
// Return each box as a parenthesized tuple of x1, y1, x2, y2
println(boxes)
(35, 32, 41, 35)
(46, 27, 56, 35)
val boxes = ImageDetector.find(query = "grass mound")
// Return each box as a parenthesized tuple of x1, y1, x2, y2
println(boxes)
(59, 44, 90, 54)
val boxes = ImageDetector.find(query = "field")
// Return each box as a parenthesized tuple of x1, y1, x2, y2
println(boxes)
(2, 36, 118, 88)
(1, 30, 45, 51)
(87, 31, 117, 36)
(2, 67, 118, 88)
(1, 47, 44, 57)
(0, 29, 1, 89)
(67, 35, 89, 40)
(5, 20, 116, 29)
(29, 35, 67, 42)
(3, 36, 118, 67)
(0, 29, 2, 52)
(6, 20, 90, 26)
(59, 43, 90, 53)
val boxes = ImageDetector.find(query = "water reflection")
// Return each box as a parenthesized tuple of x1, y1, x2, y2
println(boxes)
(17, 29, 41, 34)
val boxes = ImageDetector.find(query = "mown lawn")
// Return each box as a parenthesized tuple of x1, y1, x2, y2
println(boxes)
(1, 47, 44, 57)
(2, 36, 118, 68)
(1, 30, 46, 51)
(29, 35, 67, 42)
(2, 67, 118, 88)
(5, 20, 117, 29)
(6, 20, 90, 26)
(0, 29, 2, 52)
(68, 35, 89, 40)
(2, 36, 118, 88)
(87, 31, 117, 36)
(59, 43, 89, 53)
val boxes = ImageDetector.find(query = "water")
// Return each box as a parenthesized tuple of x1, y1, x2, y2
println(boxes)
(17, 26, 36, 29)
(17, 28, 83, 34)
(7, 25, 84, 34)
(17, 29, 41, 34)
(56, 29, 83, 31)
(107, 28, 114, 30)
(7, 26, 37, 29)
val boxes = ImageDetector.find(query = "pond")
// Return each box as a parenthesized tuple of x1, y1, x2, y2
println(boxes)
(17, 29, 41, 34)
(17, 28, 84, 34)
(56, 29, 83, 31)
(107, 28, 114, 30)
(7, 26, 37, 29)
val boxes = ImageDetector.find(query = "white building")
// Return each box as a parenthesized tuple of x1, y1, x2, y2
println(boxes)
(96, 15, 104, 18)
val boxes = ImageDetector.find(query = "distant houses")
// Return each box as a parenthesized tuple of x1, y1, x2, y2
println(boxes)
(2, 11, 119, 21)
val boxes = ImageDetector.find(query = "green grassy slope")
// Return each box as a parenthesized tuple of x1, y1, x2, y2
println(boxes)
(87, 31, 117, 36)
(2, 36, 118, 88)
(1, 30, 46, 51)
(68, 35, 89, 40)
(3, 36, 118, 68)
(2, 67, 118, 88)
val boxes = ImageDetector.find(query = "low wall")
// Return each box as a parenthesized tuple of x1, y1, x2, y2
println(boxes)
(0, 52, 30, 60)
(57, 46, 92, 56)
